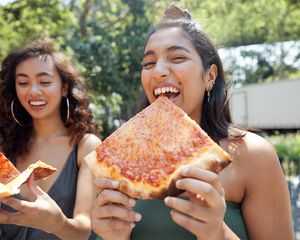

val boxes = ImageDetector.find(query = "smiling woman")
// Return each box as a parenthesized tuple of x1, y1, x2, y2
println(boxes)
(0, 38, 101, 240)
(91, 3, 294, 240)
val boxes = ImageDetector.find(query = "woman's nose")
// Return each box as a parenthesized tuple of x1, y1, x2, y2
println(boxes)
(29, 84, 42, 95)
(153, 60, 170, 80)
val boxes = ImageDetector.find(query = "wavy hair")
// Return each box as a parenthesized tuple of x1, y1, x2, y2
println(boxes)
(142, 4, 245, 143)
(0, 38, 101, 159)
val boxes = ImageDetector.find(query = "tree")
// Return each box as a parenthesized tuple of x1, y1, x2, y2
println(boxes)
(66, 0, 151, 137)
(0, 0, 76, 61)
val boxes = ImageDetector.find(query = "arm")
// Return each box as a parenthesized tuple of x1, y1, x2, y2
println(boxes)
(0, 134, 102, 240)
(54, 134, 102, 239)
(240, 133, 294, 239)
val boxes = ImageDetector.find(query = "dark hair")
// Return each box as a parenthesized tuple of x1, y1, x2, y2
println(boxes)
(0, 38, 101, 159)
(143, 4, 244, 143)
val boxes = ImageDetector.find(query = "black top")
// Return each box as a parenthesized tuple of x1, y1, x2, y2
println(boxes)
(0, 145, 96, 240)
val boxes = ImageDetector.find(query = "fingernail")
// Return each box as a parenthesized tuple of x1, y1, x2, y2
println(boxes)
(164, 197, 170, 204)
(134, 213, 142, 222)
(130, 223, 136, 228)
(175, 180, 181, 188)
(111, 181, 119, 187)
(181, 167, 189, 175)
(129, 198, 136, 207)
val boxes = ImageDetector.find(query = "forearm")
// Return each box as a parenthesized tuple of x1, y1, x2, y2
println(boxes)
(52, 215, 91, 240)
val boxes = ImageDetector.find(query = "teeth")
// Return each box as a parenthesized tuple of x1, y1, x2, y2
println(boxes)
(154, 87, 180, 96)
(29, 100, 46, 106)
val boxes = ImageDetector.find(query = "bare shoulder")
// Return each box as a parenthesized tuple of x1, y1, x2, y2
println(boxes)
(77, 134, 102, 165)
(239, 132, 278, 166)
(228, 131, 279, 167)
(229, 134, 294, 239)
(229, 131, 284, 187)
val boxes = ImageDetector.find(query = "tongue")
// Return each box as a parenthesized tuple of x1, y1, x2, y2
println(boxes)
(160, 92, 179, 100)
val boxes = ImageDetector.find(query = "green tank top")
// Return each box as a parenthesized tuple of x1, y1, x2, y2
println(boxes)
(131, 199, 248, 240)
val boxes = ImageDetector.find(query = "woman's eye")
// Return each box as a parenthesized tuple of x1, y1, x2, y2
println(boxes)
(17, 82, 28, 87)
(143, 61, 155, 68)
(172, 56, 187, 62)
(41, 81, 51, 85)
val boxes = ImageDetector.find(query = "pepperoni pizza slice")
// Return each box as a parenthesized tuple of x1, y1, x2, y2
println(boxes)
(85, 96, 231, 199)
(0, 152, 57, 199)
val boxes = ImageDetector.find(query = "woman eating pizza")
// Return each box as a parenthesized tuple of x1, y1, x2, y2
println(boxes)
(91, 3, 294, 240)
(0, 38, 101, 239)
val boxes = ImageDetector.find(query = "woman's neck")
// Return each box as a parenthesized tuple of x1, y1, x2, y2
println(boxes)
(32, 117, 68, 141)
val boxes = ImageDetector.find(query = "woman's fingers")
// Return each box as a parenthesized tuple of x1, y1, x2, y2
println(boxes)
(92, 181, 142, 223)
(93, 202, 141, 222)
(164, 196, 223, 222)
(169, 209, 219, 238)
(0, 208, 20, 224)
(175, 178, 223, 207)
(96, 189, 136, 207)
(179, 167, 224, 196)
(94, 178, 119, 192)
(27, 173, 47, 197)
(1, 197, 36, 213)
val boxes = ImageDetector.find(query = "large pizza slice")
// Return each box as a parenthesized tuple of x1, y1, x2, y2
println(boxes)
(0, 152, 57, 199)
(85, 96, 231, 199)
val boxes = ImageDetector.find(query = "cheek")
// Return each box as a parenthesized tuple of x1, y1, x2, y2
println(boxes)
(15, 87, 26, 100)
(141, 72, 151, 93)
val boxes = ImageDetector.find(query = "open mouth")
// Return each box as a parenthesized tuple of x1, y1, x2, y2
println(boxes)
(153, 86, 180, 101)
(29, 100, 47, 107)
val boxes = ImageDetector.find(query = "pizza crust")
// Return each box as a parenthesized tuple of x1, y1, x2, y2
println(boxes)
(0, 159, 57, 200)
(85, 143, 230, 199)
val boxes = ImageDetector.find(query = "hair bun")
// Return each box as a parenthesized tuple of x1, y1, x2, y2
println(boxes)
(163, 3, 191, 20)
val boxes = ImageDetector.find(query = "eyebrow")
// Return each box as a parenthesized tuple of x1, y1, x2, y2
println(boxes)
(143, 45, 191, 58)
(15, 72, 53, 78)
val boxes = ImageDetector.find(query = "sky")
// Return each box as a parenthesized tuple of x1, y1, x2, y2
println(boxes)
(0, 0, 15, 6)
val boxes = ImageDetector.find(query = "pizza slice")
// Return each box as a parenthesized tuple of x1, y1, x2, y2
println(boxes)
(85, 96, 231, 199)
(0, 152, 57, 199)
(0, 152, 20, 184)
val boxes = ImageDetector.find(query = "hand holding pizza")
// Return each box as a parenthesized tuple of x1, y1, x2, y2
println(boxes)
(0, 174, 66, 235)
(91, 177, 142, 240)
(164, 167, 226, 240)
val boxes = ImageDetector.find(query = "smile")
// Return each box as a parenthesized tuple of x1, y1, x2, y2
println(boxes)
(29, 100, 47, 106)
(153, 86, 181, 101)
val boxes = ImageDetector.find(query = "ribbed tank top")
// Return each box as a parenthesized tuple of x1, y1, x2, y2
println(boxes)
(129, 199, 248, 240)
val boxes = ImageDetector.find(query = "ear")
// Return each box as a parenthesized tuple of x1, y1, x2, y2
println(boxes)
(62, 83, 68, 97)
(205, 64, 218, 91)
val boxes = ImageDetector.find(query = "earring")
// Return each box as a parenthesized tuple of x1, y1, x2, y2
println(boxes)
(207, 90, 211, 103)
(64, 97, 70, 125)
(207, 80, 215, 103)
(11, 99, 27, 127)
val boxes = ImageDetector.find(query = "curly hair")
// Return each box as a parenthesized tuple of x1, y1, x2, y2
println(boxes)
(142, 4, 245, 143)
(0, 38, 101, 159)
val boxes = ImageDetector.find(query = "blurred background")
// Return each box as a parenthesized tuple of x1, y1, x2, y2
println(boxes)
(0, 0, 299, 238)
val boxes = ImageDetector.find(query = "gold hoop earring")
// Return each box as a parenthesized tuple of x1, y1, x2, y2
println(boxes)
(64, 97, 70, 125)
(11, 99, 27, 127)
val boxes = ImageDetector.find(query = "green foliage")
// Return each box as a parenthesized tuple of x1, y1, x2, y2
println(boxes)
(0, 0, 76, 60)
(1, 0, 300, 137)
(176, 0, 300, 84)
(267, 132, 300, 176)
(66, 0, 151, 137)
